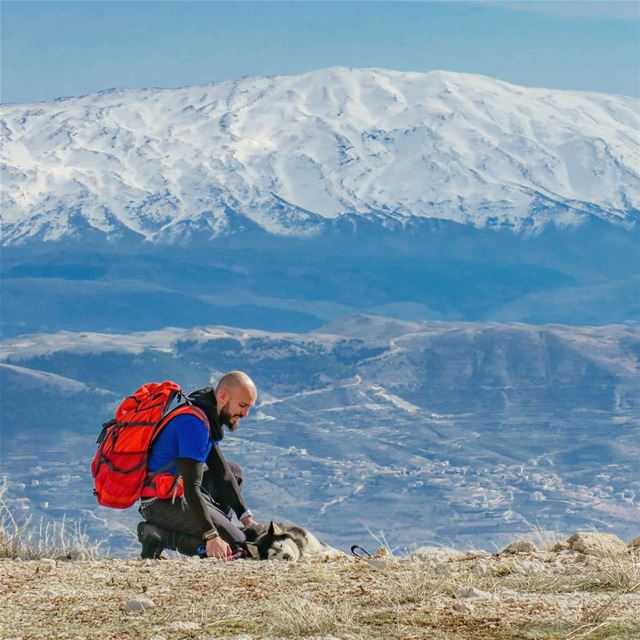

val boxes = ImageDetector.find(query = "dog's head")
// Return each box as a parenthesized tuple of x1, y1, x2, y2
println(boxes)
(244, 521, 301, 561)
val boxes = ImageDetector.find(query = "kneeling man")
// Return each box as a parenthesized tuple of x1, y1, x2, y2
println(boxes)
(137, 371, 258, 560)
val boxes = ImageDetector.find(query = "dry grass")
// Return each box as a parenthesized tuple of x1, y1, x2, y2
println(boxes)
(0, 490, 638, 639)
(1, 552, 639, 639)
(595, 549, 640, 593)
(378, 558, 450, 605)
(0, 478, 106, 560)
(263, 594, 355, 637)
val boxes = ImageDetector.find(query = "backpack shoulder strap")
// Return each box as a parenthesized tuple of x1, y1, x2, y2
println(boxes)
(154, 403, 211, 439)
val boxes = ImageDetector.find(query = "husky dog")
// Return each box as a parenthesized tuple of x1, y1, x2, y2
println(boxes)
(243, 521, 343, 561)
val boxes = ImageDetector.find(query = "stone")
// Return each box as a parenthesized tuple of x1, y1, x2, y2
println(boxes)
(502, 540, 537, 554)
(453, 600, 474, 613)
(412, 546, 462, 563)
(628, 537, 640, 549)
(366, 559, 387, 569)
(514, 559, 545, 575)
(567, 532, 627, 557)
(465, 549, 491, 558)
(502, 593, 518, 604)
(123, 597, 155, 612)
(550, 541, 570, 552)
(37, 559, 56, 572)
(470, 559, 490, 575)
(73, 600, 98, 613)
(455, 585, 491, 600)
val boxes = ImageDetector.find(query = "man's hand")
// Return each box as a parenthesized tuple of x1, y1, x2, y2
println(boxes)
(241, 515, 257, 528)
(206, 535, 232, 560)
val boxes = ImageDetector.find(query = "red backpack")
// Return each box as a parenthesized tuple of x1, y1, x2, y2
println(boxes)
(91, 381, 208, 509)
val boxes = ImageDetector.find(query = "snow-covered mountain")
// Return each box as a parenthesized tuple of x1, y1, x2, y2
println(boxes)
(2, 67, 638, 245)
(2, 318, 638, 553)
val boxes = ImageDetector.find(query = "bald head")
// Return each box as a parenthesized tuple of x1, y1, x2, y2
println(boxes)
(215, 371, 257, 431)
(216, 371, 257, 396)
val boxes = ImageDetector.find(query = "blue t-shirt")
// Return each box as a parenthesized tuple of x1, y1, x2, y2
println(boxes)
(147, 413, 213, 474)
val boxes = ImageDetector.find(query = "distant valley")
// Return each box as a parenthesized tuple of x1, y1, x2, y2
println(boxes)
(2, 317, 638, 554)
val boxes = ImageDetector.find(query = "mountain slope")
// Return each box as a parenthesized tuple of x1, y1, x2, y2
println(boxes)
(2, 67, 638, 244)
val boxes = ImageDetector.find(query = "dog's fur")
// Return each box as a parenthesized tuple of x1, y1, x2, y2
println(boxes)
(243, 521, 343, 561)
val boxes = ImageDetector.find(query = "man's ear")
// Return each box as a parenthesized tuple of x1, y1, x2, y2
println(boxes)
(216, 388, 228, 405)
(268, 521, 284, 536)
(245, 542, 260, 559)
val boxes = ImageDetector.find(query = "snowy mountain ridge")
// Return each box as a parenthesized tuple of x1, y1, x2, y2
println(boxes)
(2, 67, 638, 244)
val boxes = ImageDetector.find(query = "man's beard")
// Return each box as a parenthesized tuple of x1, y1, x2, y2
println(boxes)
(219, 402, 240, 432)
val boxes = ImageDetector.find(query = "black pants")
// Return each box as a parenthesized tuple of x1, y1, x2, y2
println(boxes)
(139, 461, 246, 556)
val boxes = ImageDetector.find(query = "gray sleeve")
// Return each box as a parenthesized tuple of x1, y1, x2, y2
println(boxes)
(202, 445, 250, 520)
(179, 458, 217, 536)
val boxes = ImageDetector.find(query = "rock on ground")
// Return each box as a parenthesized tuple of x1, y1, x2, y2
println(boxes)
(567, 532, 627, 556)
(502, 540, 537, 554)
(122, 597, 155, 612)
(411, 546, 463, 563)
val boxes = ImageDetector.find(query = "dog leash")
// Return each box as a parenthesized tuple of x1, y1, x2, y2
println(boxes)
(350, 544, 372, 558)
(197, 546, 248, 561)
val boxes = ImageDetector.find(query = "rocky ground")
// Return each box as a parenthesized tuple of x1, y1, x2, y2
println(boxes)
(1, 533, 639, 640)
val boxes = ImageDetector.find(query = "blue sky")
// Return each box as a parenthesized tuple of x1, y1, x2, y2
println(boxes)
(1, 1, 639, 104)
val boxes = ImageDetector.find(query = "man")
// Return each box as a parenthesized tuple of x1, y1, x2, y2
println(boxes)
(137, 371, 258, 560)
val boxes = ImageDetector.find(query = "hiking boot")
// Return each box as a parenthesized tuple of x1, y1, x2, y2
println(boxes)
(137, 521, 168, 559)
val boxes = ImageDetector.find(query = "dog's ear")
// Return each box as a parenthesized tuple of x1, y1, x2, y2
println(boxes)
(268, 521, 284, 536)
(244, 542, 260, 559)
(242, 523, 263, 543)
